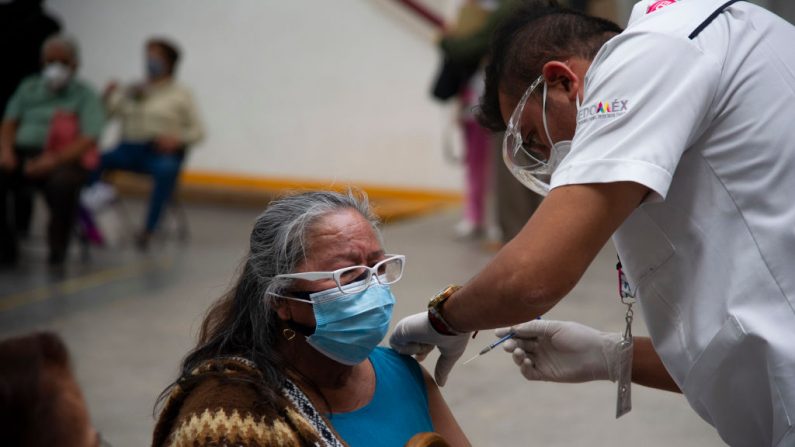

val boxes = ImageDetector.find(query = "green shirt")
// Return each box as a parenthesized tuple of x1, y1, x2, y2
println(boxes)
(3, 75, 105, 152)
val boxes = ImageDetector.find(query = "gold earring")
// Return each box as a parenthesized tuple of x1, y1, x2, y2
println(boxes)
(282, 328, 296, 341)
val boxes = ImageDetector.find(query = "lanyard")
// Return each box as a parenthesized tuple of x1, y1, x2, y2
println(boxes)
(616, 259, 636, 339)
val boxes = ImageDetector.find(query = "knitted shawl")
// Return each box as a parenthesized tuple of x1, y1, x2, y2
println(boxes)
(152, 357, 346, 447)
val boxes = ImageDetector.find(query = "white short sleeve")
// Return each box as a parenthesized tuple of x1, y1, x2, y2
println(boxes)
(551, 31, 722, 201)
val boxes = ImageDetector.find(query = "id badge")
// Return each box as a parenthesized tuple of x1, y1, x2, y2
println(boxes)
(615, 338, 633, 418)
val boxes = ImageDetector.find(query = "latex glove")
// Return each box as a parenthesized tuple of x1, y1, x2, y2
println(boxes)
(496, 319, 623, 383)
(389, 312, 470, 387)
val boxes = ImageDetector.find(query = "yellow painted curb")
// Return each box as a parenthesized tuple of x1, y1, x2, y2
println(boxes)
(110, 170, 462, 222)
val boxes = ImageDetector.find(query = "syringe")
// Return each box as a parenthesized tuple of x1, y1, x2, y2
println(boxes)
(462, 331, 516, 365)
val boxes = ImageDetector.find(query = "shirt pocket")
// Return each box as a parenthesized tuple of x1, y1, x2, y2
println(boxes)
(612, 207, 675, 294)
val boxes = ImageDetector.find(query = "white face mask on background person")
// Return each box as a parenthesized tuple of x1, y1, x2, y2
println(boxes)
(502, 75, 580, 196)
(42, 62, 72, 90)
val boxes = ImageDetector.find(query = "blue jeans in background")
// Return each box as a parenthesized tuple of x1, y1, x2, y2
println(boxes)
(90, 141, 185, 233)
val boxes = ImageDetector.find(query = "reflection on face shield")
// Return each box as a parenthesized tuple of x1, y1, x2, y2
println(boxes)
(502, 75, 578, 196)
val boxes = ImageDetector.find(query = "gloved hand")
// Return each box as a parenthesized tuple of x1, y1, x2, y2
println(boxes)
(389, 312, 470, 386)
(497, 319, 623, 383)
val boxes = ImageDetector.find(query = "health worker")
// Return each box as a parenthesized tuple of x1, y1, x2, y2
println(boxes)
(389, 1, 795, 446)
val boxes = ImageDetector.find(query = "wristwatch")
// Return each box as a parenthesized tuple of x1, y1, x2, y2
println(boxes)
(427, 285, 462, 335)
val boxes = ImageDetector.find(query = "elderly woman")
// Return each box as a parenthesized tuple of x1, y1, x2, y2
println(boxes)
(0, 35, 104, 266)
(153, 191, 469, 447)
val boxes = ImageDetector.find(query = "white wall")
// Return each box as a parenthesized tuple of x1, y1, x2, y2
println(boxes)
(47, 0, 464, 192)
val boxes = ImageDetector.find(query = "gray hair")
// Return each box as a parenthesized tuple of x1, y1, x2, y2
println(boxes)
(252, 189, 381, 307)
(41, 34, 80, 63)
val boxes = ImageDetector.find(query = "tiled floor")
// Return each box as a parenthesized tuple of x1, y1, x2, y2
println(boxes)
(0, 200, 724, 446)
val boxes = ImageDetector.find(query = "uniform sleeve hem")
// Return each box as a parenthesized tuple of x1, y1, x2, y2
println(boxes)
(551, 158, 673, 200)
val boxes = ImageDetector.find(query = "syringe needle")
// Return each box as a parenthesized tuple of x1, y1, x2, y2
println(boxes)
(462, 331, 516, 365)
(462, 353, 480, 365)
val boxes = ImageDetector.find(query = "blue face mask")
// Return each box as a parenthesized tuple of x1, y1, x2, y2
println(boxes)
(303, 280, 395, 365)
(146, 58, 166, 79)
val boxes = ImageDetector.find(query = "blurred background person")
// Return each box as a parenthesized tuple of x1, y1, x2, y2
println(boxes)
(439, 2, 492, 239)
(0, 331, 103, 447)
(0, 34, 104, 266)
(153, 191, 468, 447)
(754, 0, 795, 22)
(432, 0, 544, 244)
(85, 37, 204, 250)
(0, 0, 62, 240)
(0, 0, 61, 117)
(489, 135, 543, 243)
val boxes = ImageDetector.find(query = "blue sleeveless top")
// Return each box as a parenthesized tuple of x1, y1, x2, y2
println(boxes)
(327, 347, 434, 447)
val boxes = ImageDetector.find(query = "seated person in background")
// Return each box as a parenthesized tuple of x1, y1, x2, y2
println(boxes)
(0, 34, 104, 266)
(153, 191, 470, 447)
(88, 37, 204, 249)
(0, 331, 103, 447)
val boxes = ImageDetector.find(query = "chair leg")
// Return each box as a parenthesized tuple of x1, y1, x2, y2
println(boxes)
(171, 198, 190, 243)
(112, 196, 139, 247)
(74, 208, 92, 262)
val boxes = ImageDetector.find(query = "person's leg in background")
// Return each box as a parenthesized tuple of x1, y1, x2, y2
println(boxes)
(88, 141, 148, 185)
(139, 146, 185, 248)
(458, 119, 491, 238)
(81, 141, 149, 214)
(38, 163, 87, 266)
(12, 182, 34, 239)
(490, 132, 543, 244)
(0, 163, 22, 265)
(0, 150, 39, 265)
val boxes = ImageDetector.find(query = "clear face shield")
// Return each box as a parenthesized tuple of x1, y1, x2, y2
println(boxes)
(502, 75, 577, 196)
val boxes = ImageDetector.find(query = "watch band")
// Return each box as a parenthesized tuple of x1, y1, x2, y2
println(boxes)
(427, 285, 462, 336)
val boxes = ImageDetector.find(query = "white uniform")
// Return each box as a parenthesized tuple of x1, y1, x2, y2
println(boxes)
(551, 1, 795, 445)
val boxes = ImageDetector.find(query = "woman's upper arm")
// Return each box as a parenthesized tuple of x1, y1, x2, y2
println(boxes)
(422, 365, 471, 447)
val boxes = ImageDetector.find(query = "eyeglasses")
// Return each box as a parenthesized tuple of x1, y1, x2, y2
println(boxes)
(504, 74, 548, 169)
(275, 254, 405, 296)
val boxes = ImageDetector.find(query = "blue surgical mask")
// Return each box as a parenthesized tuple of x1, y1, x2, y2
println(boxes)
(304, 280, 395, 365)
(146, 58, 166, 79)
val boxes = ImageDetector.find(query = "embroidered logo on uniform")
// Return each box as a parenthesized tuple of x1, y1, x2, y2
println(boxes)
(647, 0, 676, 14)
(577, 99, 629, 124)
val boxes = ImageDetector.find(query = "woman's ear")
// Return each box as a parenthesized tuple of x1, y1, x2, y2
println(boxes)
(541, 60, 581, 101)
(273, 299, 292, 321)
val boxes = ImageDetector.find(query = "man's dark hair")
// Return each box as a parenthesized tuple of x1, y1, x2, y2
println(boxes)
(477, 0, 623, 131)
(147, 37, 181, 74)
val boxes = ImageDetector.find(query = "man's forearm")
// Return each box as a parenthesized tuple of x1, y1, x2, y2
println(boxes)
(442, 182, 650, 333)
(632, 336, 681, 393)
(443, 233, 563, 332)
